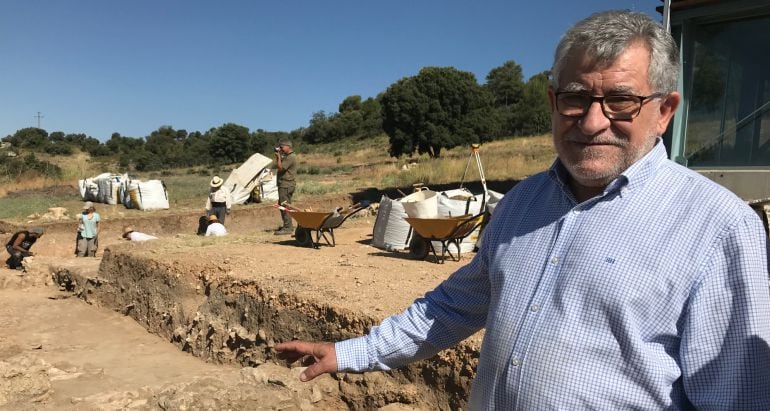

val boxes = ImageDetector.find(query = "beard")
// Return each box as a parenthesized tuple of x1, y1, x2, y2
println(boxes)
(557, 129, 657, 187)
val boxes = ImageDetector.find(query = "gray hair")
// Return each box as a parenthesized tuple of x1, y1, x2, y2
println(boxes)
(551, 10, 679, 94)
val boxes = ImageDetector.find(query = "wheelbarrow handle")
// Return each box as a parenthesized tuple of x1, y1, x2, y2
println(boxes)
(281, 202, 304, 212)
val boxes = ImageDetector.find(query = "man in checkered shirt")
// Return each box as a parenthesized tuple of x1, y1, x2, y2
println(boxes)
(277, 11, 770, 410)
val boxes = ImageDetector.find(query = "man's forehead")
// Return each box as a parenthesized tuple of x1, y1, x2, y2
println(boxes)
(558, 44, 651, 92)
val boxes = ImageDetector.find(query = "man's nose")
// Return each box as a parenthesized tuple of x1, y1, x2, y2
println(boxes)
(578, 101, 611, 134)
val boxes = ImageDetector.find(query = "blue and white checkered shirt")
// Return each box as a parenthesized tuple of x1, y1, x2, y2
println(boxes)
(336, 142, 770, 409)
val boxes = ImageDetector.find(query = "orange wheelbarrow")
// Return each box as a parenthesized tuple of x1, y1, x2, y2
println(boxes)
(405, 212, 486, 263)
(284, 201, 370, 248)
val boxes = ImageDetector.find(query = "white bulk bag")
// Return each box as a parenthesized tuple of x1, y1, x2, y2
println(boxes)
(372, 195, 412, 251)
(259, 172, 279, 202)
(400, 189, 438, 218)
(131, 180, 169, 211)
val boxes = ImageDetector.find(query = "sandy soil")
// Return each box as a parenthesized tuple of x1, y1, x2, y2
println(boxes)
(1, 199, 475, 410)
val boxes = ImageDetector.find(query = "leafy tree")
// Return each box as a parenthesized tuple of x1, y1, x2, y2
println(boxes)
(485, 60, 525, 107)
(381, 66, 494, 157)
(43, 142, 74, 155)
(360, 97, 383, 137)
(81, 136, 104, 155)
(303, 111, 334, 144)
(513, 71, 552, 136)
(2, 127, 48, 149)
(49, 131, 66, 143)
(64, 133, 88, 146)
(339, 95, 363, 113)
(208, 123, 250, 164)
(133, 149, 163, 171)
(181, 131, 211, 165)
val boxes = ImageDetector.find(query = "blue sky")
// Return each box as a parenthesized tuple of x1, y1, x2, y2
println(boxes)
(0, 0, 660, 141)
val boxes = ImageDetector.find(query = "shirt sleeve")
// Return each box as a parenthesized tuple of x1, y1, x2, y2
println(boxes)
(282, 154, 296, 172)
(680, 213, 770, 409)
(205, 193, 212, 211)
(336, 240, 491, 372)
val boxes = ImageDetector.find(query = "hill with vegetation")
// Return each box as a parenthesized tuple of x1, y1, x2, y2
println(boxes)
(0, 134, 555, 222)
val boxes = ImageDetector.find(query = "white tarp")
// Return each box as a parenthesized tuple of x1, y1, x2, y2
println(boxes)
(224, 152, 274, 204)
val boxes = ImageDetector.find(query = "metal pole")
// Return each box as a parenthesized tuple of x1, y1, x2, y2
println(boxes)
(662, 0, 672, 33)
(33, 111, 44, 128)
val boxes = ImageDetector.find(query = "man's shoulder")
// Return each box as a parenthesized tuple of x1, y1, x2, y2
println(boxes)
(652, 160, 757, 226)
(504, 171, 553, 198)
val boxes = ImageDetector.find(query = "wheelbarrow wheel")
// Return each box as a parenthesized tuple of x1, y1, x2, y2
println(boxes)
(294, 227, 313, 247)
(408, 234, 429, 260)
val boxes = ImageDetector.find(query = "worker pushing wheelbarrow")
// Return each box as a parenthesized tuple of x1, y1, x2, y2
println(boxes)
(279, 201, 370, 248)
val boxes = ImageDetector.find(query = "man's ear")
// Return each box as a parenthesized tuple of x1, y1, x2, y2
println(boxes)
(656, 91, 681, 135)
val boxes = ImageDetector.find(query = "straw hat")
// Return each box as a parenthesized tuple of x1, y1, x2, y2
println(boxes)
(122, 226, 133, 238)
(82, 201, 94, 210)
(210, 176, 223, 188)
(208, 214, 219, 222)
(29, 227, 45, 235)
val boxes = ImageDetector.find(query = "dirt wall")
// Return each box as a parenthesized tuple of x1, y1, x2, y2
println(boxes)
(51, 243, 480, 410)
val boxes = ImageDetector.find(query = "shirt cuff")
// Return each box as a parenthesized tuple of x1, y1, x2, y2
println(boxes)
(335, 337, 371, 372)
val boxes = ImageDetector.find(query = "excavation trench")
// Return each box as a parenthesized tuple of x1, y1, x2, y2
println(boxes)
(42, 204, 481, 410)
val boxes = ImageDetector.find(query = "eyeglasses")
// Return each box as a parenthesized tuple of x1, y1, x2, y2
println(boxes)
(555, 92, 667, 120)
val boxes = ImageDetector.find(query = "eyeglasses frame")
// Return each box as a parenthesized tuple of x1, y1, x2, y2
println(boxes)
(554, 91, 668, 120)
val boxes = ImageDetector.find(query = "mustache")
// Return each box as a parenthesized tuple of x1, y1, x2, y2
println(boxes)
(564, 132, 627, 146)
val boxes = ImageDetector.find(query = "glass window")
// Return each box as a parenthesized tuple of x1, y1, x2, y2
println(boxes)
(684, 16, 770, 167)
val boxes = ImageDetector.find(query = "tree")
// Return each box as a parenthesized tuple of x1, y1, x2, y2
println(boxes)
(3, 128, 48, 149)
(485, 60, 525, 107)
(339, 95, 362, 113)
(208, 123, 250, 164)
(380, 66, 494, 157)
(145, 126, 183, 166)
(360, 97, 383, 137)
(513, 71, 552, 136)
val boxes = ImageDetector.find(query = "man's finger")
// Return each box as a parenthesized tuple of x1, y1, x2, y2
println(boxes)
(299, 360, 333, 382)
(275, 340, 315, 356)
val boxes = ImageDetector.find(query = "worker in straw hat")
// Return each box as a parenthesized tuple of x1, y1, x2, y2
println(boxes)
(122, 226, 158, 242)
(76, 201, 100, 257)
(204, 214, 227, 237)
(5, 226, 44, 271)
(205, 175, 232, 225)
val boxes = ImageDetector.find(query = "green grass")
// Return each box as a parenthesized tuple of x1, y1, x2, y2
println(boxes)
(0, 195, 77, 221)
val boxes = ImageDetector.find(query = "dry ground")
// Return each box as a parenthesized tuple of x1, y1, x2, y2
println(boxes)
(1, 196, 476, 410)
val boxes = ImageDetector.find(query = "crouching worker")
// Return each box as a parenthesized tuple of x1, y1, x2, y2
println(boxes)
(205, 215, 227, 237)
(122, 226, 158, 242)
(5, 227, 44, 270)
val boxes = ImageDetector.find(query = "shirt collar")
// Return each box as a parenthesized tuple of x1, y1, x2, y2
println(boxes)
(548, 138, 668, 199)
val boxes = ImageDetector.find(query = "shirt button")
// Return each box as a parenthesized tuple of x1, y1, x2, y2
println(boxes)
(511, 357, 521, 367)
(530, 304, 540, 312)
(551, 256, 559, 265)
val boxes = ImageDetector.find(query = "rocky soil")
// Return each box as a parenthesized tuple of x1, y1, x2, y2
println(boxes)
(1, 198, 482, 410)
